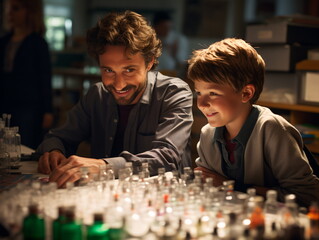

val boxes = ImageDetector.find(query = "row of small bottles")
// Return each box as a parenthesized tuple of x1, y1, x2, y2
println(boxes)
(0, 113, 21, 172)
(23, 205, 111, 240)
(1, 165, 319, 239)
(20, 201, 319, 240)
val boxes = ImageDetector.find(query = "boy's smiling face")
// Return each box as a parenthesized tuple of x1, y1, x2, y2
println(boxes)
(194, 80, 252, 135)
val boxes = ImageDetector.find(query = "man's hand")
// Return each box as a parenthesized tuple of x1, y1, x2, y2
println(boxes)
(38, 150, 66, 174)
(49, 155, 105, 188)
(195, 166, 229, 187)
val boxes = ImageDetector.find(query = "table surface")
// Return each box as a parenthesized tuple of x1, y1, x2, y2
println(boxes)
(21, 145, 35, 155)
(0, 146, 48, 192)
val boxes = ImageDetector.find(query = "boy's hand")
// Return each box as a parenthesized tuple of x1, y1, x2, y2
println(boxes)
(195, 166, 229, 187)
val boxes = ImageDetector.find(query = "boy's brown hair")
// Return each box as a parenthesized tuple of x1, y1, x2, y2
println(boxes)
(187, 38, 265, 103)
(87, 10, 162, 70)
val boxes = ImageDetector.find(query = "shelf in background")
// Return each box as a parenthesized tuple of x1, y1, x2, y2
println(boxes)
(306, 140, 319, 155)
(258, 101, 319, 113)
(258, 101, 319, 155)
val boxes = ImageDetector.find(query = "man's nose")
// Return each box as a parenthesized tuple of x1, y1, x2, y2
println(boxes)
(113, 75, 127, 90)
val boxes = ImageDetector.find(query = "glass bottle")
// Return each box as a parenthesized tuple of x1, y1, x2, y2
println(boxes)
(52, 206, 67, 240)
(106, 165, 115, 181)
(0, 140, 9, 174)
(141, 162, 150, 179)
(157, 167, 166, 185)
(245, 188, 257, 216)
(86, 213, 108, 240)
(105, 194, 125, 240)
(280, 194, 304, 239)
(249, 195, 265, 239)
(125, 203, 150, 238)
(60, 207, 83, 240)
(22, 204, 45, 240)
(3, 127, 21, 169)
(307, 201, 319, 240)
(222, 180, 238, 213)
(183, 166, 193, 185)
(13, 126, 21, 166)
(75, 167, 90, 186)
(263, 190, 279, 236)
(264, 190, 279, 215)
(193, 169, 203, 189)
(99, 165, 108, 181)
(124, 162, 133, 178)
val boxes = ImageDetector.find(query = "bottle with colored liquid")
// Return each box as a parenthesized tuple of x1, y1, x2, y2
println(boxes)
(52, 206, 67, 240)
(60, 207, 83, 240)
(86, 213, 109, 240)
(22, 204, 45, 240)
(308, 201, 319, 239)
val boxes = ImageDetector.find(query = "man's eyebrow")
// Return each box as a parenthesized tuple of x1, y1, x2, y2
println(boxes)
(99, 64, 139, 69)
(124, 64, 138, 68)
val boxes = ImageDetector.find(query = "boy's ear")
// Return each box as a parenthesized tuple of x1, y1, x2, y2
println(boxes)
(242, 84, 255, 103)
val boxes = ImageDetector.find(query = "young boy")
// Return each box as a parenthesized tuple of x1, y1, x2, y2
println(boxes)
(187, 38, 319, 207)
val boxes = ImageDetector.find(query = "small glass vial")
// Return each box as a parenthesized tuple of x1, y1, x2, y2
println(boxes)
(157, 167, 166, 185)
(0, 140, 9, 174)
(308, 201, 319, 240)
(3, 127, 21, 168)
(141, 162, 150, 179)
(124, 162, 133, 177)
(264, 190, 279, 215)
(76, 167, 90, 186)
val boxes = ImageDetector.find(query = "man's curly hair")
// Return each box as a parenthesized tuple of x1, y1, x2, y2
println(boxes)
(87, 10, 162, 70)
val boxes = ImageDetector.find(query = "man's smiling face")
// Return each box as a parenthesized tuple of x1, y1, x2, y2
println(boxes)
(99, 45, 154, 105)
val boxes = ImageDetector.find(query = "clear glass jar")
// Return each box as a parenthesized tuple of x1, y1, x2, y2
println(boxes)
(3, 127, 21, 168)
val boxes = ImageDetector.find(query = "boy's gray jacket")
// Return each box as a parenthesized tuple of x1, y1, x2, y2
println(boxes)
(196, 105, 319, 207)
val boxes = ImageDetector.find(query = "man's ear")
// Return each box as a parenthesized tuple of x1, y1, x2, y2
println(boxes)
(242, 84, 255, 103)
(146, 57, 155, 71)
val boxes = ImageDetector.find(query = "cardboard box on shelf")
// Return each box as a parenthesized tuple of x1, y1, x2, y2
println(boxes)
(259, 72, 299, 104)
(256, 45, 310, 72)
(246, 21, 319, 45)
(299, 71, 319, 106)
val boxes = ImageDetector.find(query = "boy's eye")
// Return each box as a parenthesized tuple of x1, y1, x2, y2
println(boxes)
(209, 92, 219, 96)
(195, 91, 201, 96)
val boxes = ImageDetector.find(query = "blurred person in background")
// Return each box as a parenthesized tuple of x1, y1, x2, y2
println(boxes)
(0, 0, 54, 149)
(153, 11, 189, 78)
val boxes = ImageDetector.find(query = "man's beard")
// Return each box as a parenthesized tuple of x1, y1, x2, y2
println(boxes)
(105, 81, 147, 105)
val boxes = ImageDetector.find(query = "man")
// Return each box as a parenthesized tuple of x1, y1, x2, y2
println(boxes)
(37, 11, 193, 187)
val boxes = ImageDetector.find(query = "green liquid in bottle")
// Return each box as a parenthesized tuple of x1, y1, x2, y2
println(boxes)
(87, 213, 109, 240)
(52, 206, 67, 240)
(60, 207, 82, 240)
(23, 204, 45, 240)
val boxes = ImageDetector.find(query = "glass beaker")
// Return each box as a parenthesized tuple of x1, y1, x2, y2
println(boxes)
(0, 141, 9, 174)
(3, 127, 21, 169)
